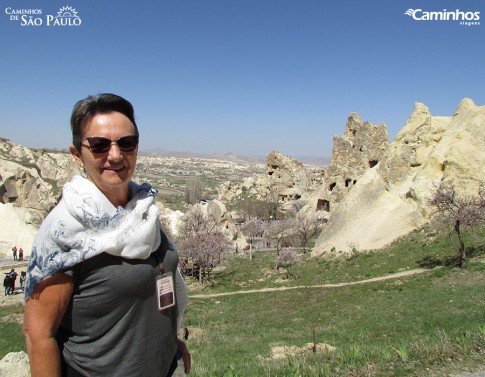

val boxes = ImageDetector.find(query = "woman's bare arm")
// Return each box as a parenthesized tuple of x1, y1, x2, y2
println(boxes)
(23, 273, 74, 377)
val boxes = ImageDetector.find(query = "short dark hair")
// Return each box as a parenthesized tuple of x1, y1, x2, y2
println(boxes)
(70, 93, 139, 151)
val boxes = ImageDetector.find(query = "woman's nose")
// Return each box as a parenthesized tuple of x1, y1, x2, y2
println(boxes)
(107, 143, 122, 160)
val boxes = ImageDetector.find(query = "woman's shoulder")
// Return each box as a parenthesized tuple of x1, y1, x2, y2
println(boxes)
(43, 197, 69, 219)
(35, 198, 83, 242)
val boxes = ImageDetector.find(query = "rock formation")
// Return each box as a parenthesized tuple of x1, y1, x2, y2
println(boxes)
(0, 202, 38, 259)
(313, 99, 485, 255)
(0, 352, 30, 377)
(304, 113, 390, 219)
(197, 200, 249, 249)
(218, 151, 319, 209)
(158, 199, 247, 249)
(2, 99, 482, 260)
(0, 138, 79, 258)
(264, 152, 315, 203)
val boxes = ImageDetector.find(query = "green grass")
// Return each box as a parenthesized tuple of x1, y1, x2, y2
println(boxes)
(191, 226, 484, 295)
(183, 226, 485, 376)
(1, 226, 484, 376)
(0, 304, 25, 358)
(185, 268, 485, 376)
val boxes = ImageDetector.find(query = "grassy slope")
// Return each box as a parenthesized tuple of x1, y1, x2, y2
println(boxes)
(184, 227, 485, 376)
(1, 227, 483, 376)
(0, 304, 24, 357)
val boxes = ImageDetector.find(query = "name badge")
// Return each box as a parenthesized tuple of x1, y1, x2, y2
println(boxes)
(156, 273, 175, 311)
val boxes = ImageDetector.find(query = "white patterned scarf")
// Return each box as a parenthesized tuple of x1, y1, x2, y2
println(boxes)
(25, 175, 161, 299)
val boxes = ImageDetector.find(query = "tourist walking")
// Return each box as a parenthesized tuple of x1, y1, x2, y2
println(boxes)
(12, 246, 17, 261)
(18, 248, 24, 261)
(23, 93, 190, 377)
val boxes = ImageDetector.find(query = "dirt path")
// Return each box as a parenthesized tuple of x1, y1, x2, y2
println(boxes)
(190, 268, 432, 298)
(189, 268, 485, 377)
(1, 266, 431, 305)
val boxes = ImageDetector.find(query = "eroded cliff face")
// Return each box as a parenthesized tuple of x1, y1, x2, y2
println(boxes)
(303, 113, 390, 219)
(0, 140, 78, 223)
(0, 139, 79, 257)
(218, 114, 391, 224)
(313, 98, 485, 255)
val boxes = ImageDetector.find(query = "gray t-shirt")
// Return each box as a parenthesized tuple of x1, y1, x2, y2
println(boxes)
(57, 237, 179, 377)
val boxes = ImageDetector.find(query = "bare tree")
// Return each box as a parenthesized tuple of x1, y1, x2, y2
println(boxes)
(180, 231, 231, 282)
(177, 204, 218, 239)
(237, 200, 259, 221)
(265, 189, 281, 220)
(429, 183, 485, 267)
(266, 219, 294, 255)
(292, 209, 323, 253)
(240, 219, 263, 260)
(237, 198, 279, 222)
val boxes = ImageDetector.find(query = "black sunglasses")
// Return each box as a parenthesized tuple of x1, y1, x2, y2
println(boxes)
(81, 135, 139, 153)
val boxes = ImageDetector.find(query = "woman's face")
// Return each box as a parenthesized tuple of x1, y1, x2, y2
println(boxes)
(70, 111, 138, 203)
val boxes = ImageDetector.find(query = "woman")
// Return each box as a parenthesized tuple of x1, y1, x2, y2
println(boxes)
(23, 93, 191, 377)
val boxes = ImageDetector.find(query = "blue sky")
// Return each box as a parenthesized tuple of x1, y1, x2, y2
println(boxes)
(0, 0, 484, 159)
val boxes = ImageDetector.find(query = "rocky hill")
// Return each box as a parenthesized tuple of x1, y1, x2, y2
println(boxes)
(218, 151, 323, 209)
(0, 141, 263, 258)
(0, 139, 78, 258)
(216, 99, 484, 256)
(312, 98, 485, 255)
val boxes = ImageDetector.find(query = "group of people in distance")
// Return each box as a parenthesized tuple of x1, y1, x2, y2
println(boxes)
(12, 245, 24, 261)
(22, 93, 191, 377)
(3, 269, 26, 295)
(3, 246, 27, 296)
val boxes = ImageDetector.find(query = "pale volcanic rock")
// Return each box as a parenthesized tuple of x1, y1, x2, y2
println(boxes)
(304, 113, 390, 219)
(313, 99, 485, 255)
(0, 139, 78, 226)
(205, 199, 248, 249)
(0, 352, 31, 377)
(218, 151, 317, 208)
(0, 139, 79, 257)
(0, 159, 57, 223)
(0, 203, 37, 258)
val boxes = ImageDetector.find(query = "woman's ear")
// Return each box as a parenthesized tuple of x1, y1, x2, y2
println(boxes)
(70, 144, 84, 169)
